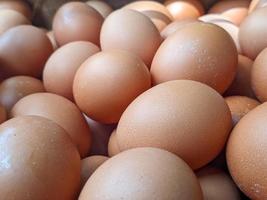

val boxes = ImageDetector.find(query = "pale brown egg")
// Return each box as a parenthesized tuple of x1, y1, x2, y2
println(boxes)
(10, 93, 92, 158)
(46, 31, 58, 50)
(225, 96, 260, 126)
(0, 25, 53, 78)
(151, 22, 238, 94)
(198, 13, 232, 22)
(81, 155, 109, 187)
(117, 80, 232, 169)
(43, 41, 100, 101)
(0, 0, 32, 20)
(0, 116, 80, 200)
(108, 129, 121, 157)
(0, 76, 45, 113)
(100, 9, 162, 66)
(73, 50, 151, 124)
(53, 2, 104, 46)
(79, 148, 203, 200)
(227, 102, 267, 199)
(86, 0, 113, 18)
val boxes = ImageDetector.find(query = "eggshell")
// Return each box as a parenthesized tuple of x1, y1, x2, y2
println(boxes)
(239, 6, 267, 60)
(198, 13, 232, 22)
(225, 55, 255, 98)
(108, 129, 121, 157)
(43, 41, 100, 101)
(225, 96, 260, 126)
(46, 31, 58, 50)
(10, 93, 92, 158)
(81, 155, 109, 187)
(73, 50, 151, 124)
(86, 0, 113, 18)
(0, 104, 6, 124)
(248, 0, 267, 13)
(116, 80, 232, 169)
(0, 116, 81, 200)
(227, 102, 267, 199)
(100, 9, 162, 66)
(79, 148, 203, 200)
(53, 2, 104, 46)
(151, 22, 238, 94)
(0, 76, 45, 113)
(0, 25, 53, 78)
(197, 167, 241, 200)
(0, 0, 32, 20)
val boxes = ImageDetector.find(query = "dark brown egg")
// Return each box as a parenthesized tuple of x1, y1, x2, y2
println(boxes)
(53, 2, 104, 46)
(0, 76, 45, 113)
(43, 41, 100, 101)
(108, 129, 121, 157)
(46, 31, 58, 50)
(79, 148, 203, 200)
(0, 25, 53, 78)
(0, 0, 32, 20)
(0, 116, 81, 200)
(100, 9, 162, 66)
(0, 104, 6, 124)
(10, 93, 92, 158)
(227, 102, 267, 199)
(86, 0, 113, 18)
(151, 22, 238, 94)
(117, 80, 232, 169)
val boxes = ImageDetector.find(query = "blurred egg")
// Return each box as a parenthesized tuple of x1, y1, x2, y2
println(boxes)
(100, 9, 162, 66)
(227, 102, 267, 199)
(43, 41, 100, 101)
(73, 50, 151, 124)
(117, 80, 232, 169)
(0, 76, 45, 113)
(86, 0, 113, 18)
(10, 93, 92, 158)
(46, 31, 58, 50)
(197, 167, 241, 200)
(79, 148, 203, 200)
(0, 104, 6, 124)
(199, 13, 232, 22)
(53, 2, 104, 46)
(249, 0, 267, 13)
(108, 129, 121, 157)
(239, 6, 267, 60)
(0, 0, 32, 20)
(151, 22, 238, 94)
(0, 116, 80, 199)
(225, 96, 260, 126)
(81, 155, 109, 187)
(0, 25, 53, 78)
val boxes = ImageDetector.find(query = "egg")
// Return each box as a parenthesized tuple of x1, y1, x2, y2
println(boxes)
(197, 167, 241, 200)
(151, 22, 238, 94)
(227, 102, 267, 199)
(10, 93, 91, 158)
(117, 80, 232, 169)
(249, 0, 267, 13)
(73, 50, 151, 124)
(81, 155, 109, 187)
(239, 6, 267, 60)
(46, 31, 58, 50)
(0, 0, 32, 20)
(86, 0, 113, 18)
(108, 129, 121, 157)
(0, 104, 6, 124)
(198, 13, 232, 22)
(0, 116, 81, 200)
(225, 96, 260, 126)
(79, 148, 203, 200)
(225, 55, 255, 98)
(0, 25, 53, 78)
(53, 2, 104, 46)
(100, 9, 162, 66)
(43, 41, 100, 101)
(0, 76, 45, 113)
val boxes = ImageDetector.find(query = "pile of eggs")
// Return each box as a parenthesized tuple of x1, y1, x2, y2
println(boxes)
(1, 0, 267, 199)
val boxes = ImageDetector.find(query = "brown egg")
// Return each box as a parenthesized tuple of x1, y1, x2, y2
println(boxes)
(0, 76, 45, 113)
(46, 31, 58, 50)
(86, 0, 113, 18)
(198, 13, 232, 22)
(0, 0, 32, 20)
(0, 116, 80, 200)
(239, 6, 267, 60)
(225, 96, 260, 126)
(227, 102, 267, 199)
(73, 50, 151, 124)
(100, 9, 162, 66)
(10, 93, 91, 158)
(161, 19, 199, 39)
(0, 25, 53, 78)
(117, 80, 232, 169)
(79, 148, 203, 200)
(53, 2, 104, 46)
(81, 155, 109, 187)
(164, 0, 205, 21)
(108, 129, 121, 157)
(225, 55, 255, 98)
(0, 104, 6, 124)
(197, 167, 241, 200)
(0, 9, 30, 35)
(151, 22, 238, 94)
(43, 41, 100, 101)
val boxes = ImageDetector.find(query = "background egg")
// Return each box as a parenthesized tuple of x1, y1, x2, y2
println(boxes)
(86, 0, 113, 18)
(0, 0, 32, 20)
(108, 129, 121, 157)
